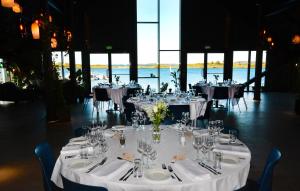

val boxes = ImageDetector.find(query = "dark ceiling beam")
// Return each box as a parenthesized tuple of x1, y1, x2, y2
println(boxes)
(47, 0, 63, 14)
(265, 0, 299, 17)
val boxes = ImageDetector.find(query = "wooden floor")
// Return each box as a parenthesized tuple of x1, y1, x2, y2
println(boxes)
(0, 92, 299, 191)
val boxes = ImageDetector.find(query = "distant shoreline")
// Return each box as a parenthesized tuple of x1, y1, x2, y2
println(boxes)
(56, 63, 265, 69)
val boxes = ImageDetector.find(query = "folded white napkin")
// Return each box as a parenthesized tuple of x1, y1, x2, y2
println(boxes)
(214, 144, 250, 157)
(60, 145, 93, 156)
(91, 160, 131, 180)
(172, 159, 211, 181)
(69, 136, 86, 142)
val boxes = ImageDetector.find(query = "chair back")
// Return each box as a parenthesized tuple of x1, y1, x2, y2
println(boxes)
(61, 175, 108, 191)
(34, 142, 55, 191)
(122, 95, 136, 122)
(188, 84, 193, 90)
(234, 85, 246, 98)
(127, 87, 140, 97)
(192, 85, 203, 96)
(145, 85, 150, 95)
(94, 88, 110, 101)
(213, 87, 229, 100)
(202, 100, 213, 120)
(258, 148, 282, 191)
(168, 105, 190, 121)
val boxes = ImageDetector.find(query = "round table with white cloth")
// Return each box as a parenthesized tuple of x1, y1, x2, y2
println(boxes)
(51, 126, 251, 191)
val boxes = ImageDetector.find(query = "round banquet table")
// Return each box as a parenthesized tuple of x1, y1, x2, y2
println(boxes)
(51, 126, 251, 191)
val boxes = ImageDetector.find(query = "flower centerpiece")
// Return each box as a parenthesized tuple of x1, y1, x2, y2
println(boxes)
(213, 74, 219, 85)
(114, 75, 120, 85)
(149, 101, 168, 143)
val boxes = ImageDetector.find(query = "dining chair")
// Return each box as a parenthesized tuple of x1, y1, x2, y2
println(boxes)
(61, 174, 108, 191)
(197, 100, 213, 128)
(145, 85, 151, 95)
(212, 86, 229, 109)
(234, 85, 247, 111)
(34, 142, 55, 191)
(122, 95, 136, 122)
(237, 148, 282, 191)
(92, 88, 111, 116)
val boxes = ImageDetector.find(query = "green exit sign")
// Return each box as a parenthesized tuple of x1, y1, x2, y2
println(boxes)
(105, 45, 112, 50)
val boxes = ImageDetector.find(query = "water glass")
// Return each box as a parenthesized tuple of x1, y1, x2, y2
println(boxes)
(229, 129, 238, 143)
(213, 151, 223, 169)
(120, 132, 126, 148)
(133, 158, 143, 178)
(80, 145, 88, 159)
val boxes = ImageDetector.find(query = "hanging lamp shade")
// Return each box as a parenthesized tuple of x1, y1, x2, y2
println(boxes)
(12, 2, 21, 13)
(51, 37, 57, 48)
(31, 21, 40, 40)
(1, 0, 14, 8)
(292, 34, 300, 44)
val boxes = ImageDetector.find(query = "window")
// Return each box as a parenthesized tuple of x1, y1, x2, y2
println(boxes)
(90, 53, 109, 90)
(207, 53, 224, 83)
(187, 53, 204, 87)
(232, 51, 249, 83)
(112, 53, 130, 85)
(137, 0, 180, 92)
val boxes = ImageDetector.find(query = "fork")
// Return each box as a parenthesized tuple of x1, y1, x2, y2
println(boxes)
(168, 165, 182, 182)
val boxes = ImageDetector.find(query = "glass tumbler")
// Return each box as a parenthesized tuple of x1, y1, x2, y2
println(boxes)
(133, 158, 143, 178)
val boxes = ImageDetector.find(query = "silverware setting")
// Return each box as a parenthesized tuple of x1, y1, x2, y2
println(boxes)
(123, 167, 136, 181)
(119, 167, 133, 181)
(219, 142, 244, 146)
(167, 165, 182, 182)
(198, 162, 221, 175)
(86, 157, 107, 173)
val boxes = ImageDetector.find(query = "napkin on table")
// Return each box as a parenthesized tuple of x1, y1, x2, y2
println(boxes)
(214, 144, 250, 157)
(91, 160, 131, 180)
(172, 159, 211, 181)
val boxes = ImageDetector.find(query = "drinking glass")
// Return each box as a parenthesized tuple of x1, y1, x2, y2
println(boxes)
(193, 135, 203, 161)
(133, 158, 143, 178)
(213, 151, 223, 169)
(229, 129, 238, 143)
(120, 131, 126, 148)
(80, 145, 88, 159)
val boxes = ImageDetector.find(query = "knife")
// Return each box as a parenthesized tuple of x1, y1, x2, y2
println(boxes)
(86, 157, 107, 173)
(119, 167, 133, 181)
(123, 167, 136, 181)
(198, 162, 221, 175)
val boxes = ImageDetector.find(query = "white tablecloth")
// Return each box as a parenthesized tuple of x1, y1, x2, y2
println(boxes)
(199, 85, 241, 106)
(51, 127, 251, 191)
(93, 86, 128, 112)
(128, 96, 207, 121)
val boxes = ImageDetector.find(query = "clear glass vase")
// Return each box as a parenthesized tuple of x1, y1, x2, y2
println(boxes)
(152, 124, 161, 144)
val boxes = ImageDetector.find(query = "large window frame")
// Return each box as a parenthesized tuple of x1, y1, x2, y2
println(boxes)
(137, 0, 181, 92)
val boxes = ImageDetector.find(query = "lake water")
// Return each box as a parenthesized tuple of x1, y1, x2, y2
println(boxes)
(62, 68, 264, 90)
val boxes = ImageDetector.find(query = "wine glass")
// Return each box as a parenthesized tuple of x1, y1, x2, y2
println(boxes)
(193, 135, 203, 161)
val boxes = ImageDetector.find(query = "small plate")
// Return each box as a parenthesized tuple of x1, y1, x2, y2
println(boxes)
(221, 155, 240, 165)
(144, 168, 171, 182)
(68, 159, 92, 169)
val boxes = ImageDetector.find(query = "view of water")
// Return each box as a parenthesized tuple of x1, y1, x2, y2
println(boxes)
(61, 68, 264, 91)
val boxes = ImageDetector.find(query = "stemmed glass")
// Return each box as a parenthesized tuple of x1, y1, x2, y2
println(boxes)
(200, 136, 210, 162)
(193, 135, 203, 161)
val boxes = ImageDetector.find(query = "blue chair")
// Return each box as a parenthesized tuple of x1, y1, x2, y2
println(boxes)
(34, 142, 56, 191)
(61, 174, 108, 191)
(238, 148, 282, 191)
